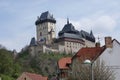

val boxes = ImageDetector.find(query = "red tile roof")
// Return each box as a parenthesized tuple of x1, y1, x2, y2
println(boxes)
(24, 72, 48, 80)
(58, 57, 71, 69)
(73, 47, 105, 62)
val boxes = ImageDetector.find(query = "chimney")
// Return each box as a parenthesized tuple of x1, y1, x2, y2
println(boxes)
(95, 42, 100, 47)
(105, 36, 113, 48)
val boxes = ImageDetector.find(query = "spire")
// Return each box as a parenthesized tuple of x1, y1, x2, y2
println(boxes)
(90, 30, 94, 36)
(30, 37, 37, 46)
(67, 18, 69, 24)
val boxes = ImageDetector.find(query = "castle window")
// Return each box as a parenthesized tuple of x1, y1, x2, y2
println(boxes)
(40, 32, 42, 36)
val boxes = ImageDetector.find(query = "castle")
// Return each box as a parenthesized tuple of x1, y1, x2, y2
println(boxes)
(29, 11, 95, 56)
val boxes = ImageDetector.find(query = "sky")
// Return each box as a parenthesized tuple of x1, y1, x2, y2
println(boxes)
(0, 0, 120, 52)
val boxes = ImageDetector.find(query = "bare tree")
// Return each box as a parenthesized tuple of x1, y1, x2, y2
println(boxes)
(68, 59, 115, 80)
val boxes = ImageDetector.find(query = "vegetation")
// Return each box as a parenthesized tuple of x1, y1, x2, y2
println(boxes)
(0, 46, 21, 80)
(0, 45, 72, 80)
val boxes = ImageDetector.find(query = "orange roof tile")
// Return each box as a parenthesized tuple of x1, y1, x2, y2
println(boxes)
(24, 72, 48, 80)
(73, 47, 105, 62)
(58, 57, 71, 69)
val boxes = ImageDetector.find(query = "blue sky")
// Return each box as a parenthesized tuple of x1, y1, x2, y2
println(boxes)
(0, 0, 120, 52)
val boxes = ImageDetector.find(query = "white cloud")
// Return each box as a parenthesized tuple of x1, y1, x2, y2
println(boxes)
(93, 15, 116, 32)
(57, 15, 117, 33)
(76, 15, 116, 33)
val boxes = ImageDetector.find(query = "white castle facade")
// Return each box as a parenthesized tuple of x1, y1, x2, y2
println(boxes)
(29, 11, 95, 56)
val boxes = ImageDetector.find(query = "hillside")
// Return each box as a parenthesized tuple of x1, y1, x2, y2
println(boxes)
(0, 47, 20, 80)
(0, 45, 72, 80)
(17, 48, 72, 75)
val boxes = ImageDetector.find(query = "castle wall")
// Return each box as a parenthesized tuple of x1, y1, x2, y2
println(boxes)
(58, 40, 85, 54)
(84, 39, 95, 47)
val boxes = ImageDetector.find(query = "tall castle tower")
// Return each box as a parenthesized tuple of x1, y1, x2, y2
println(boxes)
(35, 11, 56, 44)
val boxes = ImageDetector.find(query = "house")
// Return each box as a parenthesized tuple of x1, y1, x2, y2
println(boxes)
(97, 37, 120, 80)
(71, 44, 105, 79)
(70, 36, 120, 80)
(56, 44, 105, 80)
(17, 72, 48, 80)
(57, 57, 72, 80)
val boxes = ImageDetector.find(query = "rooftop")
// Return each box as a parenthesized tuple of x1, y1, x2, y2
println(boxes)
(58, 19, 79, 36)
(58, 57, 72, 69)
(58, 19, 95, 42)
(73, 47, 105, 62)
(23, 72, 48, 80)
(35, 11, 56, 25)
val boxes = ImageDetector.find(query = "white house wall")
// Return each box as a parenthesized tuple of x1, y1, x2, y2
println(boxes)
(98, 40, 120, 80)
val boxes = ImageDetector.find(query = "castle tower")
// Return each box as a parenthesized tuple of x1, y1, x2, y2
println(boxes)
(35, 11, 56, 44)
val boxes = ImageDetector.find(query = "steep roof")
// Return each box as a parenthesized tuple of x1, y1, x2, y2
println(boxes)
(112, 39, 120, 45)
(24, 72, 47, 80)
(73, 47, 105, 62)
(80, 30, 95, 42)
(30, 37, 37, 46)
(58, 57, 72, 69)
(58, 19, 79, 36)
(58, 20, 95, 42)
(35, 11, 56, 25)
(40, 11, 54, 20)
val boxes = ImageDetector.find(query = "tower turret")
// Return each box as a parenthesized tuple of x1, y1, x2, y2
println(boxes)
(35, 11, 56, 44)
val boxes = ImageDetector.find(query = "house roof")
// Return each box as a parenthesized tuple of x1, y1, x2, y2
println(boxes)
(112, 39, 120, 45)
(58, 57, 72, 69)
(24, 72, 48, 80)
(73, 47, 105, 62)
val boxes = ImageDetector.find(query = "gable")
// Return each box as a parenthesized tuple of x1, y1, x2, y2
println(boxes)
(17, 72, 48, 80)
(97, 39, 120, 80)
(17, 73, 32, 80)
(72, 47, 105, 63)
(58, 57, 71, 69)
